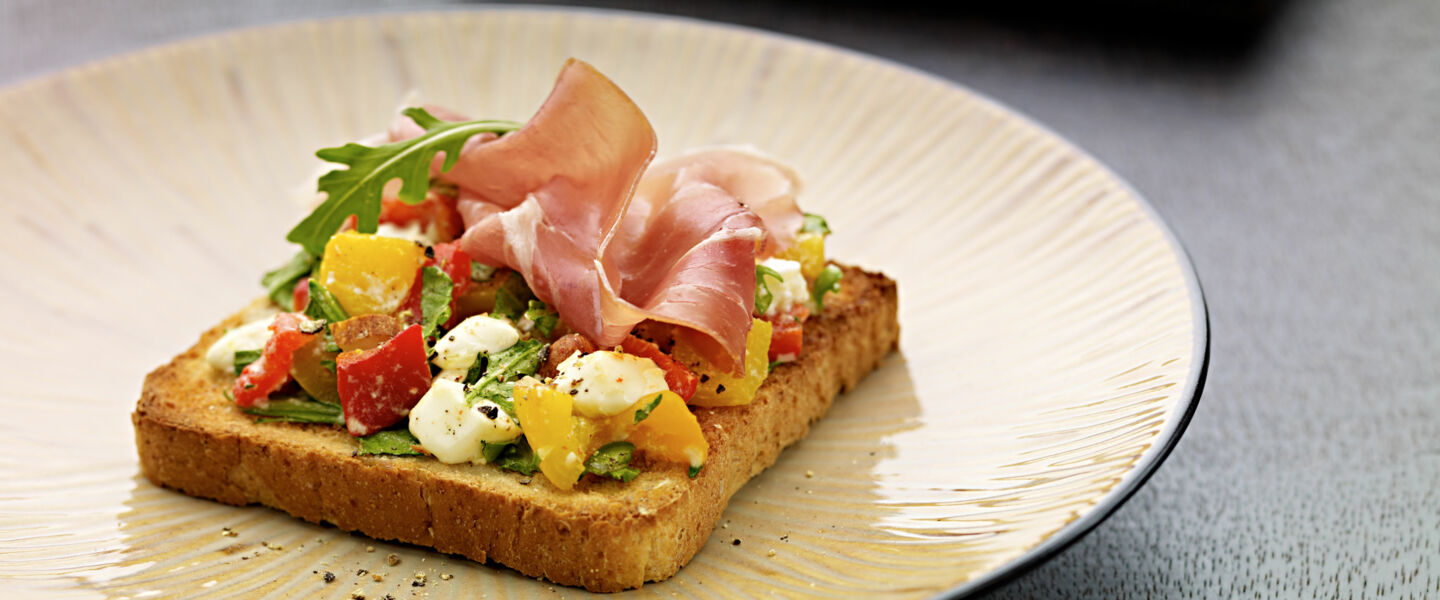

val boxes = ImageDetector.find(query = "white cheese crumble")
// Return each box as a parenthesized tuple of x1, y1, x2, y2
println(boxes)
(432, 315, 520, 371)
(552, 350, 669, 418)
(375, 221, 441, 247)
(758, 257, 808, 317)
(204, 318, 273, 372)
(408, 379, 520, 464)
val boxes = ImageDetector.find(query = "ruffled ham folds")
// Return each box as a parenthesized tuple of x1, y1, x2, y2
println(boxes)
(634, 148, 804, 257)
(389, 60, 804, 372)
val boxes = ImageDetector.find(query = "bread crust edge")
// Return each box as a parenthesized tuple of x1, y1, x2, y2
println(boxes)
(133, 264, 898, 592)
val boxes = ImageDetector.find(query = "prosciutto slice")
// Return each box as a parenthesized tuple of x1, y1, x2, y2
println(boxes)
(391, 60, 803, 372)
(634, 148, 805, 256)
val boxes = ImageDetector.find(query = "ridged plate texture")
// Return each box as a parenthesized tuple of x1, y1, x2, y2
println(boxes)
(0, 9, 1205, 599)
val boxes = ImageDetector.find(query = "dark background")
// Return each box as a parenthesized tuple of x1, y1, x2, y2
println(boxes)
(4, 0, 1437, 596)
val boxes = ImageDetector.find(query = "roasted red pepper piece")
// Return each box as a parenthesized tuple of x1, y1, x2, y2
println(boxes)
(767, 319, 803, 362)
(765, 305, 808, 363)
(291, 277, 310, 313)
(232, 313, 316, 408)
(335, 324, 432, 436)
(620, 335, 698, 401)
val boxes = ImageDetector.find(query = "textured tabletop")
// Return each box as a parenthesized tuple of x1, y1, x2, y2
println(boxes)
(4, 0, 1436, 597)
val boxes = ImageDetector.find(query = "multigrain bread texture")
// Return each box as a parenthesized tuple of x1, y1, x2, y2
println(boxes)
(134, 264, 898, 592)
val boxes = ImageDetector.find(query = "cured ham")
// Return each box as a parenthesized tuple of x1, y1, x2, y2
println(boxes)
(634, 148, 804, 256)
(390, 60, 804, 372)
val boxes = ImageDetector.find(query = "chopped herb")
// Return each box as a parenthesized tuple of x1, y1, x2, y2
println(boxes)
(524, 299, 559, 338)
(491, 271, 534, 321)
(419, 265, 454, 340)
(356, 428, 423, 456)
(260, 250, 317, 308)
(755, 264, 784, 315)
(242, 397, 343, 425)
(480, 440, 509, 464)
(584, 442, 641, 482)
(633, 394, 663, 424)
(470, 262, 496, 283)
(800, 212, 831, 235)
(485, 438, 540, 475)
(767, 359, 782, 373)
(304, 280, 350, 323)
(233, 349, 262, 375)
(463, 353, 489, 385)
(811, 265, 843, 312)
(287, 109, 522, 256)
(689, 464, 703, 479)
(317, 324, 342, 354)
(319, 359, 337, 374)
(465, 339, 545, 418)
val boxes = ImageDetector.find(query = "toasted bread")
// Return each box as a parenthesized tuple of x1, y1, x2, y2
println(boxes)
(133, 264, 898, 592)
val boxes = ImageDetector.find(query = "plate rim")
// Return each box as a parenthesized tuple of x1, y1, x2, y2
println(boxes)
(0, 6, 1210, 598)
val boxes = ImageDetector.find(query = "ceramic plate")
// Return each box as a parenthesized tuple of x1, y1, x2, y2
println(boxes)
(0, 8, 1207, 598)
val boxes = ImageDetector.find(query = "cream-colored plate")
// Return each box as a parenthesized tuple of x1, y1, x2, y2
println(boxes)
(0, 9, 1206, 599)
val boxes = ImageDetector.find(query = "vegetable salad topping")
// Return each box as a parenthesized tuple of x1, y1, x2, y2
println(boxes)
(214, 60, 841, 490)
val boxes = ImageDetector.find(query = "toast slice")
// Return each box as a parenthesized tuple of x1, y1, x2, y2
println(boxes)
(133, 264, 898, 592)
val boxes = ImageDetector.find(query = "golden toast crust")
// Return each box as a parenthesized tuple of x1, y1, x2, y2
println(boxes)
(133, 264, 898, 592)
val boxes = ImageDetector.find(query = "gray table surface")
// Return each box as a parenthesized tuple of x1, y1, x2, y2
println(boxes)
(5, 0, 1437, 597)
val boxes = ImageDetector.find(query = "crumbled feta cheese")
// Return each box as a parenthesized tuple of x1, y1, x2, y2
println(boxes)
(408, 379, 520, 464)
(204, 318, 274, 372)
(552, 351, 669, 417)
(433, 368, 468, 384)
(375, 221, 440, 246)
(758, 258, 807, 317)
(432, 315, 519, 371)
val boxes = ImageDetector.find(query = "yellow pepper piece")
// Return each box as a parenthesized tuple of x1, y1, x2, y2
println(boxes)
(676, 319, 772, 407)
(775, 232, 826, 284)
(315, 231, 425, 316)
(515, 382, 604, 490)
(514, 383, 573, 451)
(628, 391, 708, 468)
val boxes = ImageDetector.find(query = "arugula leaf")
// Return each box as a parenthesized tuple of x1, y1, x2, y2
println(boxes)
(584, 442, 641, 482)
(755, 264, 784, 315)
(465, 339, 545, 418)
(633, 394, 663, 424)
(470, 262, 497, 283)
(233, 349, 262, 375)
(811, 265, 843, 312)
(303, 280, 350, 323)
(356, 428, 424, 456)
(463, 353, 489, 385)
(419, 265, 454, 339)
(524, 299, 559, 338)
(801, 212, 831, 235)
(260, 250, 317, 308)
(242, 397, 343, 426)
(287, 109, 522, 255)
(492, 271, 534, 321)
(485, 438, 540, 475)
(480, 440, 509, 464)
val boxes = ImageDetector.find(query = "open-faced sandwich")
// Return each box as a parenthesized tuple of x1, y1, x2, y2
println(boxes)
(133, 59, 898, 592)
